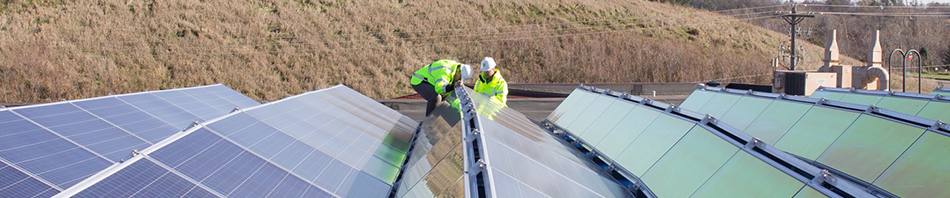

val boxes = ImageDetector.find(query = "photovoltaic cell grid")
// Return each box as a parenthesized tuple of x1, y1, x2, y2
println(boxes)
(0, 84, 258, 197)
(59, 85, 416, 198)
(546, 88, 829, 197)
(810, 87, 950, 122)
(393, 102, 465, 198)
(469, 87, 632, 198)
(681, 86, 950, 197)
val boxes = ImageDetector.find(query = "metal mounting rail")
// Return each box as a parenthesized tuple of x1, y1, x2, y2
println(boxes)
(456, 85, 493, 198)
(576, 85, 888, 198)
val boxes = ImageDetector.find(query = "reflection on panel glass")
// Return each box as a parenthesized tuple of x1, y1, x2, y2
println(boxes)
(874, 97, 929, 116)
(817, 115, 926, 181)
(873, 132, 950, 197)
(679, 89, 716, 111)
(836, 93, 883, 106)
(718, 96, 772, 131)
(773, 106, 859, 159)
(550, 90, 599, 128)
(640, 126, 738, 198)
(565, 96, 617, 135)
(613, 115, 696, 176)
(468, 87, 631, 197)
(395, 103, 464, 198)
(596, 105, 661, 159)
(915, 101, 950, 122)
(808, 90, 846, 101)
(742, 100, 812, 145)
(691, 152, 804, 197)
(547, 89, 588, 124)
(116, 92, 202, 130)
(575, 99, 638, 149)
(697, 92, 742, 118)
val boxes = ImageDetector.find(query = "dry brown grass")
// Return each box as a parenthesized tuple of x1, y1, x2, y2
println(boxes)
(0, 0, 850, 102)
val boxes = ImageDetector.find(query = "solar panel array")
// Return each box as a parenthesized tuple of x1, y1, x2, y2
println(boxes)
(547, 86, 886, 197)
(0, 84, 258, 197)
(810, 87, 950, 122)
(679, 85, 950, 197)
(931, 87, 950, 96)
(54, 85, 417, 197)
(465, 87, 632, 197)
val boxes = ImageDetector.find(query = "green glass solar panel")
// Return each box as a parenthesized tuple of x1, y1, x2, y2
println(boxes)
(743, 100, 812, 145)
(640, 127, 738, 198)
(679, 89, 716, 111)
(773, 107, 860, 159)
(691, 152, 804, 197)
(575, 99, 638, 147)
(817, 115, 927, 181)
(612, 115, 696, 176)
(696, 93, 742, 118)
(550, 90, 598, 127)
(792, 186, 826, 198)
(874, 97, 930, 115)
(718, 96, 772, 131)
(565, 95, 619, 135)
(809, 90, 846, 100)
(837, 93, 884, 106)
(915, 101, 950, 122)
(873, 132, 950, 197)
(594, 106, 662, 159)
(547, 89, 586, 123)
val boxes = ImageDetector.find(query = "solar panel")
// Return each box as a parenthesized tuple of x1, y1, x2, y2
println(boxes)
(681, 85, 950, 198)
(0, 159, 59, 197)
(695, 90, 742, 118)
(816, 115, 926, 181)
(393, 103, 464, 198)
(639, 127, 738, 198)
(547, 85, 889, 197)
(467, 87, 633, 198)
(678, 88, 716, 111)
(57, 85, 410, 197)
(873, 131, 950, 197)
(717, 94, 773, 131)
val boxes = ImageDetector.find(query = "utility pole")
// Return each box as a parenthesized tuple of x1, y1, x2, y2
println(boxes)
(779, 5, 814, 70)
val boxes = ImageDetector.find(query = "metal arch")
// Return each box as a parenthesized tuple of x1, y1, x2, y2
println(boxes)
(888, 49, 904, 92)
(889, 48, 924, 93)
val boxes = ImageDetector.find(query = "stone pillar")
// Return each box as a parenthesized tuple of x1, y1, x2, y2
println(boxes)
(823, 29, 839, 68)
(867, 30, 883, 67)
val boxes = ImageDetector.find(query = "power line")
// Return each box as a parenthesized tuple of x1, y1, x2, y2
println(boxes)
(1, 11, 775, 58)
(2, 14, 777, 60)
(0, 5, 783, 48)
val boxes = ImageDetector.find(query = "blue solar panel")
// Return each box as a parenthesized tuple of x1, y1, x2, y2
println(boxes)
(72, 97, 180, 143)
(0, 160, 59, 197)
(180, 87, 244, 114)
(116, 92, 202, 129)
(0, 110, 112, 189)
(150, 90, 225, 120)
(12, 103, 150, 161)
(204, 84, 261, 108)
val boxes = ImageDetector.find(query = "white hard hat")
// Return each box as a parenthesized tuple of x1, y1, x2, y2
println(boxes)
(460, 64, 473, 81)
(480, 57, 496, 72)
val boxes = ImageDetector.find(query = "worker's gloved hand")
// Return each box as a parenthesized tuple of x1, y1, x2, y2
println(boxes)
(444, 84, 456, 93)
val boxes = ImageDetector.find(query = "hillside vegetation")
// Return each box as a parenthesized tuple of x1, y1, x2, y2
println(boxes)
(0, 0, 854, 102)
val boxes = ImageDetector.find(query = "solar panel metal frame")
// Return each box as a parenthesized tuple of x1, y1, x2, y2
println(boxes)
(685, 85, 950, 197)
(548, 85, 891, 198)
(55, 85, 404, 197)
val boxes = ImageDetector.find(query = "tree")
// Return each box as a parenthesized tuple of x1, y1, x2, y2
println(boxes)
(942, 45, 950, 70)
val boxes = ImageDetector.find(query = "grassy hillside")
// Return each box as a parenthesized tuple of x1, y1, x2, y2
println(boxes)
(0, 0, 856, 102)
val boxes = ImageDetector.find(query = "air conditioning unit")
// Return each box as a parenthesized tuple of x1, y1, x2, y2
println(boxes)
(773, 70, 837, 96)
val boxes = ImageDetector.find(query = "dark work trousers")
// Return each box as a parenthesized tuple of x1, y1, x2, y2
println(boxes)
(412, 81, 442, 117)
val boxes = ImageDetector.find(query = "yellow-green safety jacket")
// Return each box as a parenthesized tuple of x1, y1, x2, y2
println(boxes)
(411, 59, 460, 95)
(474, 69, 508, 104)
